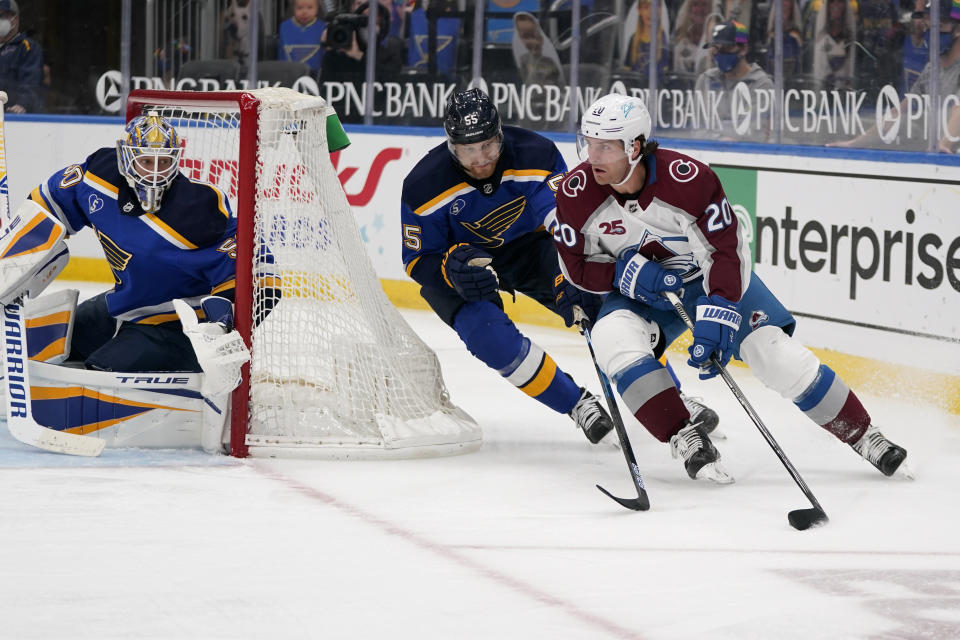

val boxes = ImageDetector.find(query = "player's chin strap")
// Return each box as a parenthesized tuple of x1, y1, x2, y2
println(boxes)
(610, 144, 645, 188)
(174, 297, 250, 398)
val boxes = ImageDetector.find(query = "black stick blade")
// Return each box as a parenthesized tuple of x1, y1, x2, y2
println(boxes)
(788, 507, 828, 530)
(596, 484, 651, 511)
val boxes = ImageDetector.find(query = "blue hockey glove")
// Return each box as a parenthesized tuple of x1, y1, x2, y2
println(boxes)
(441, 243, 499, 302)
(614, 251, 683, 311)
(553, 273, 602, 328)
(687, 294, 742, 380)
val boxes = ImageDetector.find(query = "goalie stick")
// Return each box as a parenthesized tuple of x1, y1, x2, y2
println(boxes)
(582, 320, 650, 511)
(0, 91, 104, 457)
(664, 291, 826, 530)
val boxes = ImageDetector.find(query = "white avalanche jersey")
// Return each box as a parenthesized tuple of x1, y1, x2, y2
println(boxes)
(552, 147, 751, 302)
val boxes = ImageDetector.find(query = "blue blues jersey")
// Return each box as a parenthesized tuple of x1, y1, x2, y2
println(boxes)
(29, 148, 236, 324)
(401, 126, 566, 290)
(278, 17, 326, 71)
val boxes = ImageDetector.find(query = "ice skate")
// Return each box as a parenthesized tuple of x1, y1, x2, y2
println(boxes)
(851, 424, 912, 479)
(670, 420, 734, 484)
(569, 388, 615, 445)
(679, 393, 724, 439)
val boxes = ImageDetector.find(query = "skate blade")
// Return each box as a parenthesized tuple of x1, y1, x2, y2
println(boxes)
(891, 460, 915, 480)
(696, 461, 735, 484)
(708, 426, 727, 440)
(598, 429, 622, 450)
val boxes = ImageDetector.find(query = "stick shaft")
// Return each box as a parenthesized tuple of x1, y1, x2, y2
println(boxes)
(666, 291, 824, 513)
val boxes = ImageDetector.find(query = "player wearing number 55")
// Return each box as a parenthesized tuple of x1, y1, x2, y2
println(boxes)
(554, 93, 910, 484)
(399, 88, 619, 445)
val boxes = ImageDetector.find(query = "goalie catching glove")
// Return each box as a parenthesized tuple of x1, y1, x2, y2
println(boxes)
(174, 296, 250, 397)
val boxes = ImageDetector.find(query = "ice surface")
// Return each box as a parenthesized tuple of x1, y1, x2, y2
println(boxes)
(1, 292, 957, 639)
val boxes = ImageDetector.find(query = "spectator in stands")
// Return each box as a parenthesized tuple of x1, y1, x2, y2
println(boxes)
(902, 5, 930, 94)
(320, 0, 404, 81)
(705, 0, 762, 59)
(624, 0, 672, 77)
(856, 0, 903, 95)
(694, 20, 774, 140)
(404, 0, 461, 78)
(278, 0, 327, 73)
(764, 0, 804, 78)
(0, 0, 43, 113)
(672, 0, 715, 76)
(810, 0, 857, 91)
(832, 0, 960, 149)
(512, 12, 564, 86)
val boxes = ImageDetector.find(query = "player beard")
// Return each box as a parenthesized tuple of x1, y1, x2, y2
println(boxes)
(465, 161, 496, 180)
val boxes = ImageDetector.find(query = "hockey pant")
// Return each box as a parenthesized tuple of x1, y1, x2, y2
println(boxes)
(591, 274, 871, 445)
(70, 292, 202, 372)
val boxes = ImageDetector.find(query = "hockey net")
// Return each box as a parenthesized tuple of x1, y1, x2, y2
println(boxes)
(126, 88, 480, 458)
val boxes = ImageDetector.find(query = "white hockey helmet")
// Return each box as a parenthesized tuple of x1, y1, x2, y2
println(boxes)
(578, 94, 652, 186)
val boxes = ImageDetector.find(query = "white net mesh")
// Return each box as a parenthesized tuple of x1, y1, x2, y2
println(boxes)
(132, 88, 479, 458)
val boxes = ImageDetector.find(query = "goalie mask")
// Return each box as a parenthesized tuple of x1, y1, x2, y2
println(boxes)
(117, 112, 183, 214)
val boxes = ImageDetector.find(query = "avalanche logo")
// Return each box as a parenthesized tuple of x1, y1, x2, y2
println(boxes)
(636, 229, 697, 274)
(88, 194, 104, 214)
(561, 169, 587, 198)
(749, 309, 769, 329)
(692, 345, 706, 358)
(668, 159, 699, 183)
(663, 274, 678, 287)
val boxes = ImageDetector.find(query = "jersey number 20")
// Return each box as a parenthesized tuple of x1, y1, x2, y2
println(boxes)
(704, 198, 734, 233)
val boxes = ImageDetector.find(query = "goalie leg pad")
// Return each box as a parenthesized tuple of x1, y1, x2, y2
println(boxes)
(24, 288, 79, 364)
(453, 300, 580, 414)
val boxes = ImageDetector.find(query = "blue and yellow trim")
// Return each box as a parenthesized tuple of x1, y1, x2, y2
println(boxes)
(31, 385, 196, 435)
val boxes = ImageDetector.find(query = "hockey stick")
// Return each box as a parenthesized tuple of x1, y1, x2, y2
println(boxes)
(581, 320, 650, 511)
(664, 291, 826, 530)
(0, 91, 104, 457)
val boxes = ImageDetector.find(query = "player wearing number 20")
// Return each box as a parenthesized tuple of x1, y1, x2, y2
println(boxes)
(554, 93, 909, 482)
(400, 88, 616, 445)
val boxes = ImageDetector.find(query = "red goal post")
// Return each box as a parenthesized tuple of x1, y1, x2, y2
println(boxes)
(126, 88, 480, 458)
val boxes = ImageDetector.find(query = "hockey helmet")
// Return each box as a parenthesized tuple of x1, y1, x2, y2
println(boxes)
(578, 94, 653, 183)
(116, 112, 183, 214)
(443, 88, 503, 163)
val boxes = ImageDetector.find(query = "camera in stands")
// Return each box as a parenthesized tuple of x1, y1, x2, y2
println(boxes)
(327, 13, 368, 51)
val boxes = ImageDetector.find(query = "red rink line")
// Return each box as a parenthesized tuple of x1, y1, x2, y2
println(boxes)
(449, 545, 960, 557)
(252, 463, 646, 640)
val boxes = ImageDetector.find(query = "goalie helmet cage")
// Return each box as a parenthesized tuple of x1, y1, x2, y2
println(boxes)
(125, 88, 481, 458)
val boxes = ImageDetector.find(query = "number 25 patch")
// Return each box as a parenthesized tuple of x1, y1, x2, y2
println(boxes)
(599, 220, 626, 235)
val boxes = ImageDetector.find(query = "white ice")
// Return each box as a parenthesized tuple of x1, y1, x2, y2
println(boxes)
(1, 285, 958, 640)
